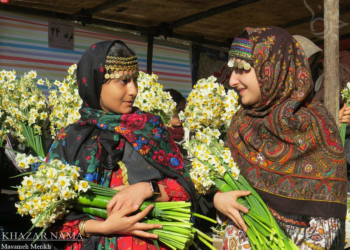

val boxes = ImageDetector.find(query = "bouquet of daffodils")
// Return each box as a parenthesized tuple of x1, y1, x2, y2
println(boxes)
(15, 155, 89, 230)
(47, 64, 82, 139)
(134, 72, 176, 125)
(179, 76, 240, 139)
(14, 154, 215, 250)
(184, 131, 299, 250)
(0, 70, 48, 157)
(340, 82, 350, 145)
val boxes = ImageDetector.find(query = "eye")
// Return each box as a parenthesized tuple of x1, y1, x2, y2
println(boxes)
(119, 79, 127, 84)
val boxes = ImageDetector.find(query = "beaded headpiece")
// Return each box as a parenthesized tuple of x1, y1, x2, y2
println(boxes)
(228, 31, 253, 70)
(104, 55, 139, 80)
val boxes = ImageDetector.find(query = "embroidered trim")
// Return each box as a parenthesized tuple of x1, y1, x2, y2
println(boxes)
(118, 161, 129, 185)
(303, 241, 325, 250)
(228, 38, 252, 62)
(269, 207, 308, 227)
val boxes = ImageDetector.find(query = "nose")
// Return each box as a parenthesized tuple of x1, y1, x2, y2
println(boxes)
(229, 71, 239, 88)
(128, 78, 138, 97)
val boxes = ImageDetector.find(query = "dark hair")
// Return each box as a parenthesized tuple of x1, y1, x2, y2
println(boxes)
(164, 89, 186, 106)
(104, 41, 137, 83)
(107, 41, 136, 58)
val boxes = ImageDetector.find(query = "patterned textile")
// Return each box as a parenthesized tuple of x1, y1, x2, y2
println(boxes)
(167, 126, 184, 142)
(48, 107, 192, 185)
(220, 216, 341, 250)
(229, 36, 253, 62)
(227, 27, 347, 219)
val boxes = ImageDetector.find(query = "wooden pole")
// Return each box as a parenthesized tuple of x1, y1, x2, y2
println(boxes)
(324, 0, 339, 126)
(147, 34, 154, 75)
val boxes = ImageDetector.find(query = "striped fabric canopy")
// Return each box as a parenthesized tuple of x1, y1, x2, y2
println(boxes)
(0, 11, 192, 98)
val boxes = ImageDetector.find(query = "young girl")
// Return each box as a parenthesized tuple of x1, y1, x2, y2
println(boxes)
(47, 40, 197, 250)
(213, 27, 347, 249)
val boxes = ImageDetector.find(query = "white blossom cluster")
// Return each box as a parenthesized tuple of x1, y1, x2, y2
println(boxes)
(341, 82, 350, 104)
(15, 156, 90, 228)
(48, 64, 82, 138)
(134, 72, 176, 125)
(179, 76, 240, 137)
(222, 89, 240, 129)
(0, 70, 48, 146)
(184, 130, 240, 194)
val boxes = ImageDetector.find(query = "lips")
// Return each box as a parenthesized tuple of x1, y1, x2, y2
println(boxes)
(237, 88, 246, 95)
(124, 101, 134, 106)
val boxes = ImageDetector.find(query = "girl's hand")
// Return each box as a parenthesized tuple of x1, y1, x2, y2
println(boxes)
(107, 183, 152, 216)
(85, 204, 162, 238)
(213, 191, 251, 232)
(339, 103, 350, 125)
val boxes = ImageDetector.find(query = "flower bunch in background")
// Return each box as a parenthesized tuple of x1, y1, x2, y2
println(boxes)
(48, 64, 82, 139)
(340, 82, 350, 145)
(0, 70, 12, 146)
(0, 70, 48, 157)
(179, 76, 240, 139)
(134, 72, 176, 125)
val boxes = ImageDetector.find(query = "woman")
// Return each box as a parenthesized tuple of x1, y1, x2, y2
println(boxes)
(47, 40, 197, 250)
(164, 88, 186, 141)
(213, 27, 347, 249)
(164, 89, 187, 156)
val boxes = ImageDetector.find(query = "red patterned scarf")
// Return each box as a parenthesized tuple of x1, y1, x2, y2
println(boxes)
(227, 27, 347, 219)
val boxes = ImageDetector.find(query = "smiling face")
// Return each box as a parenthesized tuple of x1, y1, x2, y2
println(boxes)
(100, 71, 138, 114)
(229, 59, 261, 106)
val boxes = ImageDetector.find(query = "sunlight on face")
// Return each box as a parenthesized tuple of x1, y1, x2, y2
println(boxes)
(100, 71, 138, 114)
(229, 59, 261, 106)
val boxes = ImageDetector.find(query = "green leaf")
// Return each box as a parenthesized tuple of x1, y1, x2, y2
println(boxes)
(152, 240, 161, 250)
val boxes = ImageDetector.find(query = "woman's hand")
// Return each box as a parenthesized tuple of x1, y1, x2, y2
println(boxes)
(107, 183, 152, 216)
(85, 204, 162, 238)
(213, 191, 251, 232)
(339, 103, 350, 125)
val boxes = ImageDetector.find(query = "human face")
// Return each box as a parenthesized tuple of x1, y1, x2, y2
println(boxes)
(170, 99, 186, 127)
(100, 72, 138, 114)
(229, 60, 261, 106)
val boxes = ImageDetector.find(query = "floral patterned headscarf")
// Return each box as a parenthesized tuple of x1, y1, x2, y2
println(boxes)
(227, 27, 347, 219)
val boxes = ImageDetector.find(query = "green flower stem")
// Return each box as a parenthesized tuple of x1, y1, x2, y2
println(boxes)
(161, 225, 192, 236)
(144, 220, 193, 228)
(74, 204, 107, 219)
(197, 235, 217, 250)
(77, 194, 110, 208)
(149, 229, 188, 244)
(194, 228, 213, 243)
(158, 238, 177, 250)
(191, 212, 217, 224)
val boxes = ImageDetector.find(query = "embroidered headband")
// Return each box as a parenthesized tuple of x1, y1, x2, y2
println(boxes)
(228, 31, 253, 70)
(104, 55, 139, 80)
